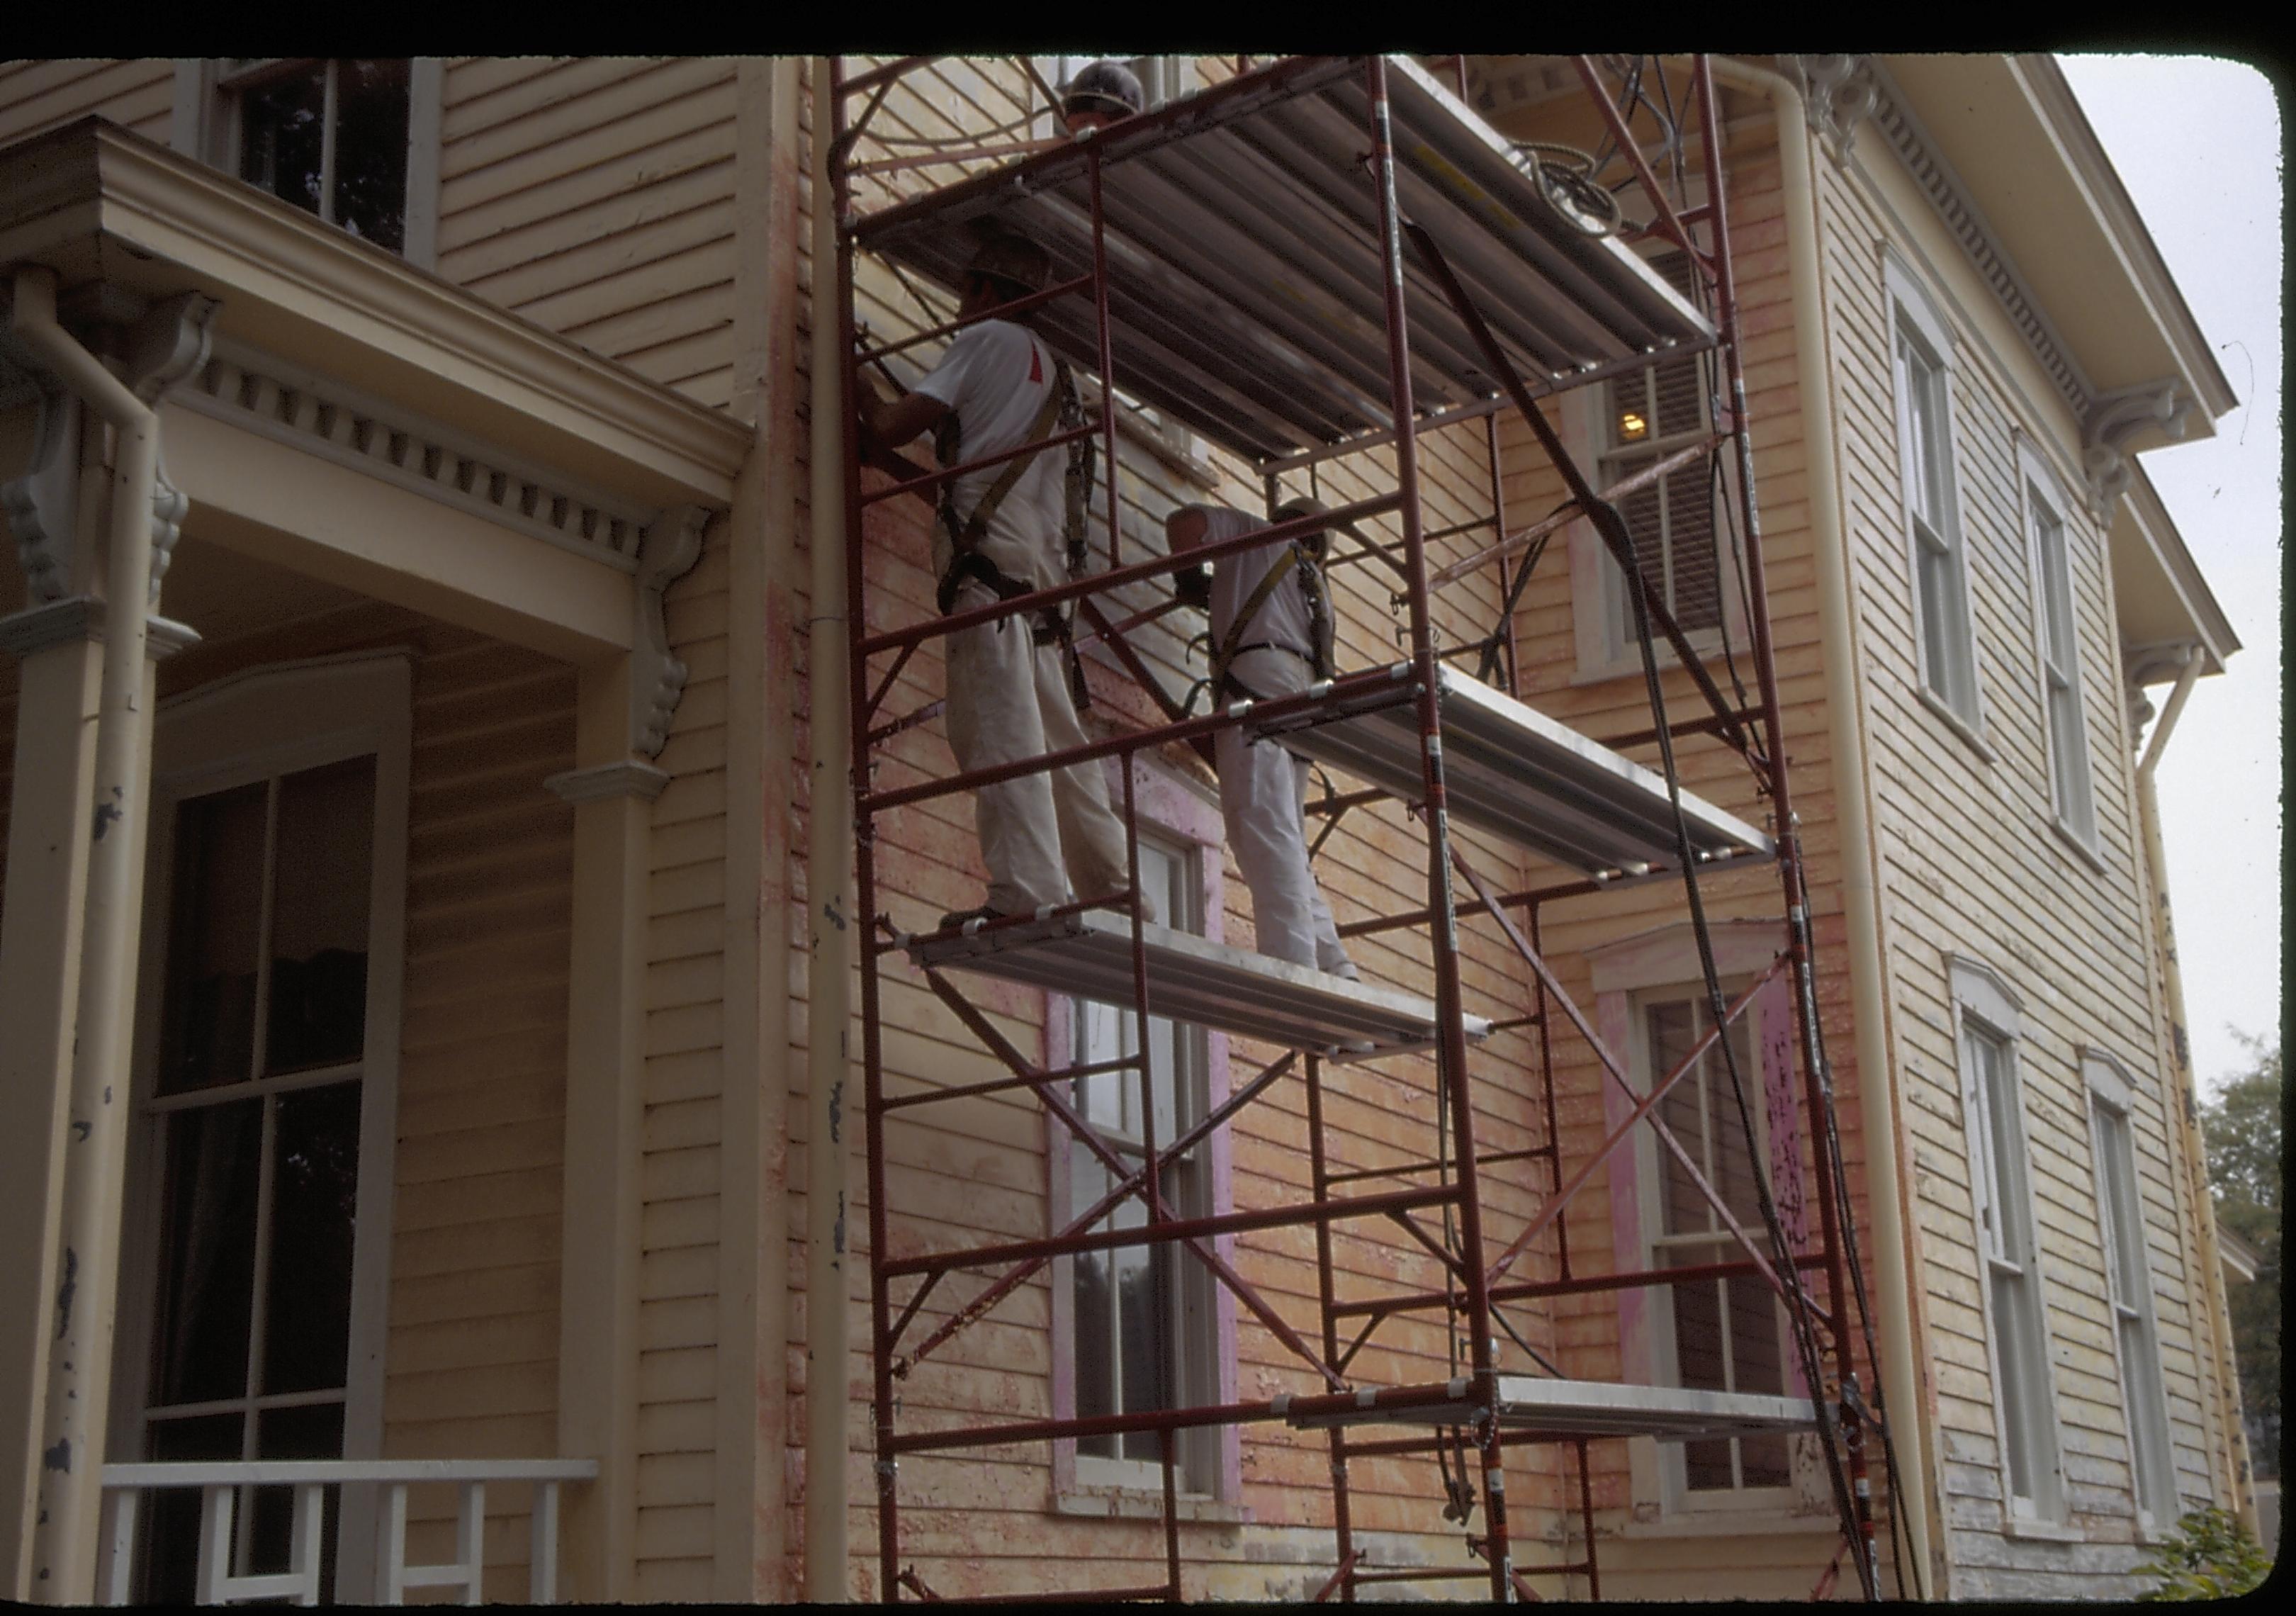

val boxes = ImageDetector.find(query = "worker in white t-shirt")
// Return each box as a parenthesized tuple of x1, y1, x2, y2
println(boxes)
(1168, 498, 1358, 980)
(860, 235, 1148, 929)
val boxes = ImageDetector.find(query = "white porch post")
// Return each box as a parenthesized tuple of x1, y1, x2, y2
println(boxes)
(544, 661, 663, 1603)
(0, 603, 105, 1600)
(3, 274, 210, 1601)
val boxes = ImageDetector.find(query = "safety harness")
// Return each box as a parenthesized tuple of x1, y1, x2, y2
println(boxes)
(1209, 538, 1334, 704)
(932, 339, 1096, 707)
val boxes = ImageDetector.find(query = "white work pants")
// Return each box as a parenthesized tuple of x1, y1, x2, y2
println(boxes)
(1215, 649, 1353, 975)
(945, 585, 1140, 919)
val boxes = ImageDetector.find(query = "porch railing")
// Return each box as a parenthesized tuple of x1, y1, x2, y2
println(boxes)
(97, 1458, 599, 1606)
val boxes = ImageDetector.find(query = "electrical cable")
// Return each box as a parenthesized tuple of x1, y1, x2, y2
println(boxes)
(1601, 486, 1878, 1597)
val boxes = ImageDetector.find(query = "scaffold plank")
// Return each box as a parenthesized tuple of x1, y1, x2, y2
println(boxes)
(853, 55, 1714, 464)
(1281, 1375, 1821, 1441)
(906, 910, 1490, 1058)
(1265, 663, 1774, 877)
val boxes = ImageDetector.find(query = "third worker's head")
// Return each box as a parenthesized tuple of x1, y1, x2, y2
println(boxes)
(1062, 60, 1145, 135)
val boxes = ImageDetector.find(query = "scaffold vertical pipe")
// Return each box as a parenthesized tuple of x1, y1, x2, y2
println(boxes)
(830, 56, 904, 1603)
(1689, 55, 1879, 1595)
(1303, 1052, 1356, 1603)
(1363, 55, 1510, 1603)
(1088, 146, 1123, 573)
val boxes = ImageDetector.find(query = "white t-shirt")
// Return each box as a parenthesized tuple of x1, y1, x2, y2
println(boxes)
(1187, 504, 1319, 698)
(913, 319, 1067, 591)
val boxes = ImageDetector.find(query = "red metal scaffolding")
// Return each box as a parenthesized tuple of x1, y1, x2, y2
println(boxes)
(831, 54, 1908, 1603)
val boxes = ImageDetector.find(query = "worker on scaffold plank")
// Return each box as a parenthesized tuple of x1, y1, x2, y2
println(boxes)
(860, 234, 1158, 931)
(1057, 59, 1144, 133)
(1169, 499, 1360, 980)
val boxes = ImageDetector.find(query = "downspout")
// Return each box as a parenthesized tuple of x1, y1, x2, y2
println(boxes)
(10, 265, 161, 1603)
(804, 57, 855, 1604)
(2132, 647, 2257, 1534)
(1704, 60, 1940, 1595)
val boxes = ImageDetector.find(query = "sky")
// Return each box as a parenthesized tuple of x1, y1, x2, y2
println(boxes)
(2055, 56, 2284, 1096)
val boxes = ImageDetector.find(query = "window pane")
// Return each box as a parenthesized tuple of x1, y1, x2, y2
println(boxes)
(1118, 1242, 1176, 1461)
(140, 1412, 246, 1605)
(333, 60, 410, 252)
(239, 63, 327, 219)
(1982, 1048, 2032, 1269)
(1072, 1193, 1136, 1454)
(158, 783, 267, 1095)
(244, 1402, 346, 1588)
(1650, 1003, 1709, 1237)
(150, 1099, 264, 1407)
(1916, 542, 1960, 707)
(1992, 1267, 2043, 1505)
(266, 758, 375, 1074)
(262, 1082, 362, 1395)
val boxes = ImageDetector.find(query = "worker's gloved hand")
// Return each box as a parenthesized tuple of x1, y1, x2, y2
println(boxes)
(1174, 563, 1211, 610)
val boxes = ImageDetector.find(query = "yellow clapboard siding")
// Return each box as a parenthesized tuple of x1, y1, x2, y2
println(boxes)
(0, 57, 170, 144)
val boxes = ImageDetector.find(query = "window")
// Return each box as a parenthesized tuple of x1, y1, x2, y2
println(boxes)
(2088, 1060, 2179, 1527)
(1599, 251, 1726, 658)
(177, 60, 442, 266)
(1886, 257, 1980, 726)
(116, 656, 410, 1602)
(1951, 960, 2065, 1522)
(1062, 834, 1219, 1493)
(1635, 987, 1795, 1505)
(2023, 459, 2096, 846)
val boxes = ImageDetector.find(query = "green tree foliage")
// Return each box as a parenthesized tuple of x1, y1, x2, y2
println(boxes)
(2134, 1507, 2273, 1600)
(2198, 1031, 2280, 1478)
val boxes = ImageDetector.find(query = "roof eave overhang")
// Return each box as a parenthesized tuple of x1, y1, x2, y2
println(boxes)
(1875, 55, 2238, 455)
(0, 118, 749, 512)
(2112, 461, 2239, 680)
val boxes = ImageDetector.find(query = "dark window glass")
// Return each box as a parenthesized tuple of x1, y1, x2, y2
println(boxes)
(150, 1099, 264, 1407)
(263, 1082, 362, 1394)
(140, 1412, 244, 1605)
(244, 1403, 347, 1594)
(238, 63, 327, 218)
(236, 60, 408, 254)
(158, 783, 266, 1095)
(265, 758, 374, 1074)
(333, 60, 410, 252)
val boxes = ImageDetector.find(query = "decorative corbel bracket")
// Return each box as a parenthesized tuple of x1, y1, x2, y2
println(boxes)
(1779, 55, 1878, 167)
(0, 286, 218, 609)
(1, 381, 81, 604)
(2081, 380, 2193, 515)
(631, 504, 710, 759)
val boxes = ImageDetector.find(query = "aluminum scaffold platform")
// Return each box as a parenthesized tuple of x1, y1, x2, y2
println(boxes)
(831, 53, 1913, 1603)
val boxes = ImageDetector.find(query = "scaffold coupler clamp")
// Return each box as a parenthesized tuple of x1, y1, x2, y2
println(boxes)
(1839, 1371, 1870, 1431)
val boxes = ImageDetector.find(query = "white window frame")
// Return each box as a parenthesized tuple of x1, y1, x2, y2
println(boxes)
(111, 651, 412, 1601)
(1884, 251, 1985, 743)
(170, 59, 444, 270)
(2084, 1052, 2180, 1532)
(1046, 763, 1239, 1513)
(1570, 213, 1750, 683)
(2016, 440, 2100, 858)
(1588, 921, 1833, 1532)
(1947, 955, 2069, 1530)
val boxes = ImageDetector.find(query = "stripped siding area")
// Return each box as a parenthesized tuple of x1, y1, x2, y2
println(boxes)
(0, 57, 172, 146)
(1818, 140, 2210, 1596)
(139, 594, 575, 1603)
(435, 57, 739, 412)
(1482, 100, 1869, 1597)
(818, 54, 1550, 1600)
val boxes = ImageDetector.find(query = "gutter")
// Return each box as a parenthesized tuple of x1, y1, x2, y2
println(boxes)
(804, 57, 857, 1604)
(1705, 59, 1940, 1598)
(2131, 646, 2258, 1535)
(11, 264, 164, 1603)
